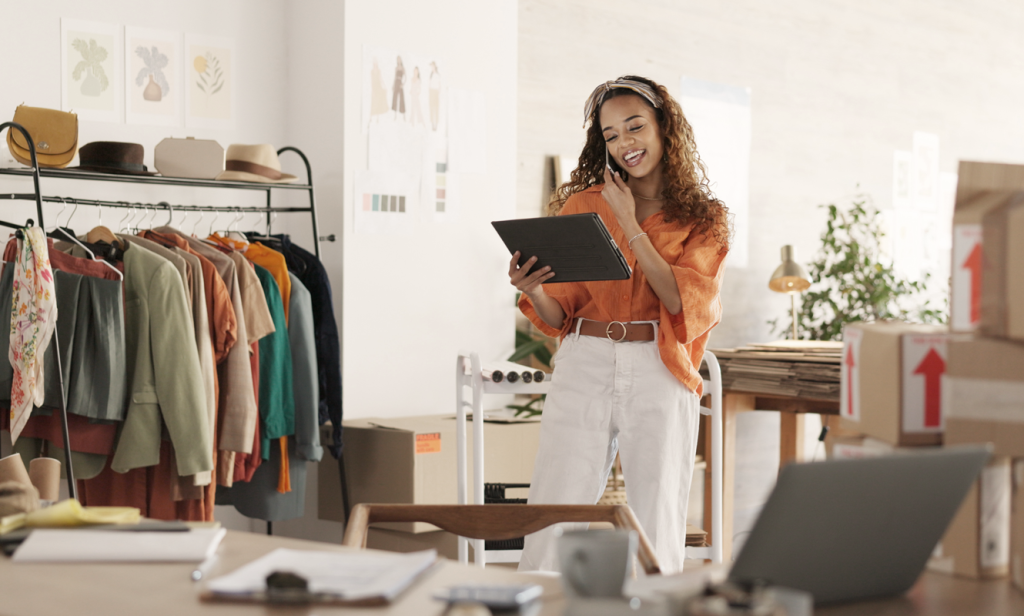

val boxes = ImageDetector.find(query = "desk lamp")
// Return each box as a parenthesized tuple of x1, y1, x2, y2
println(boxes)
(768, 245, 811, 340)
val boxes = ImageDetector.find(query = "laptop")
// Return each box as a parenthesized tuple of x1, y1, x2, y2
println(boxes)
(728, 445, 991, 605)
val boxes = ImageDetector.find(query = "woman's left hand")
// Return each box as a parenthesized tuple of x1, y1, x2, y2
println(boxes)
(602, 166, 637, 230)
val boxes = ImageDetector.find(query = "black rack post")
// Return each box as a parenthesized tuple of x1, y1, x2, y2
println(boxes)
(0, 122, 77, 500)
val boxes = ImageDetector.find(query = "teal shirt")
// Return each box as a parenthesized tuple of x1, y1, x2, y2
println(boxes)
(254, 264, 294, 458)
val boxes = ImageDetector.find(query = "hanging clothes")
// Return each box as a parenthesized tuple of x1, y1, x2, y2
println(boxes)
(120, 234, 217, 489)
(152, 227, 257, 462)
(8, 228, 57, 442)
(247, 233, 342, 458)
(0, 237, 125, 480)
(220, 273, 321, 520)
(209, 234, 291, 325)
(211, 247, 275, 487)
(109, 241, 210, 477)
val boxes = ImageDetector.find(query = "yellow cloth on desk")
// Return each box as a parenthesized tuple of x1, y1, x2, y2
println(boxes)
(0, 499, 140, 534)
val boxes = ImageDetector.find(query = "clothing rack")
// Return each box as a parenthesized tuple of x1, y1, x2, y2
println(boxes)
(0, 128, 343, 509)
(0, 122, 77, 500)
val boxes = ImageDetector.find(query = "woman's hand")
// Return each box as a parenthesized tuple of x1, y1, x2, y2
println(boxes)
(509, 252, 566, 330)
(508, 251, 554, 298)
(602, 166, 638, 232)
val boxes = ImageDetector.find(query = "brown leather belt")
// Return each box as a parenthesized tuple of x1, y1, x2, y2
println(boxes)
(576, 318, 656, 342)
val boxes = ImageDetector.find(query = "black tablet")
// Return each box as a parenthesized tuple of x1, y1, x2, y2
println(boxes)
(492, 212, 632, 283)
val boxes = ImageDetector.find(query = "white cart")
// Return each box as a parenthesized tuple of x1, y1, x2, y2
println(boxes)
(455, 350, 723, 567)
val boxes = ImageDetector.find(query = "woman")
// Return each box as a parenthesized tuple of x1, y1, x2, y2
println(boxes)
(510, 76, 729, 574)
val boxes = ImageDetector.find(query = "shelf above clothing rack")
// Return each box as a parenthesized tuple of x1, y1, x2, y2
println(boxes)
(0, 167, 311, 191)
(0, 146, 324, 258)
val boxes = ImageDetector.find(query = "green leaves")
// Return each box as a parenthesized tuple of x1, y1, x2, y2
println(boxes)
(771, 194, 947, 341)
(508, 328, 553, 366)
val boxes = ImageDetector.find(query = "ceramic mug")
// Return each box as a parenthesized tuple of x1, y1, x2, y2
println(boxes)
(556, 529, 638, 598)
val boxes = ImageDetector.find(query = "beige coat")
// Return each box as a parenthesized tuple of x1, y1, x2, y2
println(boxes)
(110, 242, 212, 476)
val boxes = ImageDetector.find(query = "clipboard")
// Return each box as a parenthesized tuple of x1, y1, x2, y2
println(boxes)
(492, 212, 632, 283)
(200, 548, 440, 606)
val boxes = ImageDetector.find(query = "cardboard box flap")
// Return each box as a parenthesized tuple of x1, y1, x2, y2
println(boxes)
(947, 338, 1024, 382)
(956, 161, 1024, 206)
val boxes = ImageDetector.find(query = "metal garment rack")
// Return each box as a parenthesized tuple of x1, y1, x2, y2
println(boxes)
(0, 130, 335, 508)
(0, 122, 77, 499)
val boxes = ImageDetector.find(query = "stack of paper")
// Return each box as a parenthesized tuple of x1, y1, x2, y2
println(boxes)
(12, 527, 225, 562)
(708, 342, 841, 401)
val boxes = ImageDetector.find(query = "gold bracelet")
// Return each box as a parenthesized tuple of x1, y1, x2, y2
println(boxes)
(628, 232, 648, 248)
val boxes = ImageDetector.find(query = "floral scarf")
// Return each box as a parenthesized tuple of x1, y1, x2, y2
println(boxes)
(9, 227, 57, 442)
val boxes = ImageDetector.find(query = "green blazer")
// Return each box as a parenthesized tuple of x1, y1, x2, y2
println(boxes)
(110, 243, 212, 476)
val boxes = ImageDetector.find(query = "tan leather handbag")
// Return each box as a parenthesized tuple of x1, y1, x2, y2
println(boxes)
(6, 105, 79, 168)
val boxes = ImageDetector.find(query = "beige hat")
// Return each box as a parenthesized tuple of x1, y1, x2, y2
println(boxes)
(215, 143, 298, 183)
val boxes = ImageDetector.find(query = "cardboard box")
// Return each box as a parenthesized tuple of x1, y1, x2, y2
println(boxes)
(319, 414, 541, 532)
(826, 435, 896, 460)
(839, 322, 950, 447)
(950, 161, 1024, 332)
(1012, 460, 1024, 592)
(928, 457, 1011, 579)
(943, 337, 1024, 458)
(367, 528, 461, 560)
(981, 196, 1024, 342)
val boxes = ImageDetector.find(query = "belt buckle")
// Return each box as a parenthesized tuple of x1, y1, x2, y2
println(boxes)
(606, 321, 628, 342)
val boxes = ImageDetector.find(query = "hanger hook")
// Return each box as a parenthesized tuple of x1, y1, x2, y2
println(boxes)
(207, 211, 221, 238)
(50, 198, 67, 231)
(159, 202, 173, 226)
(118, 202, 133, 233)
(192, 211, 205, 235)
(65, 197, 79, 229)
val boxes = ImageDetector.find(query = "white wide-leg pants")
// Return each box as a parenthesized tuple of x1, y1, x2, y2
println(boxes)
(518, 321, 701, 575)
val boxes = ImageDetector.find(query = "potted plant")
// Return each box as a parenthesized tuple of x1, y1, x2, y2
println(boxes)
(770, 193, 946, 340)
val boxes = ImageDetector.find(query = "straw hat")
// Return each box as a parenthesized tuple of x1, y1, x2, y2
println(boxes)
(215, 144, 297, 184)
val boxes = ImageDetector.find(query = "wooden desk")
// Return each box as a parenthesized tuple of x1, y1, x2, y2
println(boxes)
(0, 531, 565, 616)
(701, 390, 839, 561)
(817, 571, 1024, 615)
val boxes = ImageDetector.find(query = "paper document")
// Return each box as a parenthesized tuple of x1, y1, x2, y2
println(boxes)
(206, 548, 437, 603)
(0, 498, 140, 535)
(12, 527, 226, 563)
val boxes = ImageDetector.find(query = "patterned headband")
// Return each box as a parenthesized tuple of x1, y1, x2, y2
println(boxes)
(582, 79, 663, 126)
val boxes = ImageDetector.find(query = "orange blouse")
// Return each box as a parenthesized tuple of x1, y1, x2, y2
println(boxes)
(519, 185, 727, 396)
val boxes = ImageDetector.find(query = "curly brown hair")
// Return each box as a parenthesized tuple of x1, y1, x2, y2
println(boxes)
(550, 75, 730, 251)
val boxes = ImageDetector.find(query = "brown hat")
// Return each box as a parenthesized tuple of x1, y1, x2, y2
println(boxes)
(215, 144, 297, 184)
(71, 141, 157, 176)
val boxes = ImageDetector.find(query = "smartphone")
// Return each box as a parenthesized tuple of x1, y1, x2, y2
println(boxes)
(434, 584, 543, 609)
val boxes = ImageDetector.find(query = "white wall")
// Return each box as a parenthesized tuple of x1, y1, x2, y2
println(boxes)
(337, 0, 520, 420)
(0, 0, 293, 232)
(518, 0, 1024, 348)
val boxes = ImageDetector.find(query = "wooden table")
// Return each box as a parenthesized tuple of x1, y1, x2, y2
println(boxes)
(701, 390, 840, 561)
(0, 530, 565, 616)
(2, 529, 1020, 615)
(817, 571, 1024, 615)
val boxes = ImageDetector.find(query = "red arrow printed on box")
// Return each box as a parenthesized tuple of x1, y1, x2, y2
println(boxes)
(844, 345, 855, 418)
(962, 243, 982, 325)
(912, 348, 946, 428)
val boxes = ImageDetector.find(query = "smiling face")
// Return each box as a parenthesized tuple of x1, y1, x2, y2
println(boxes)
(599, 94, 664, 179)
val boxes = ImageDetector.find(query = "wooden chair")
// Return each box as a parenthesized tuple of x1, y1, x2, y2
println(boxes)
(342, 503, 661, 574)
